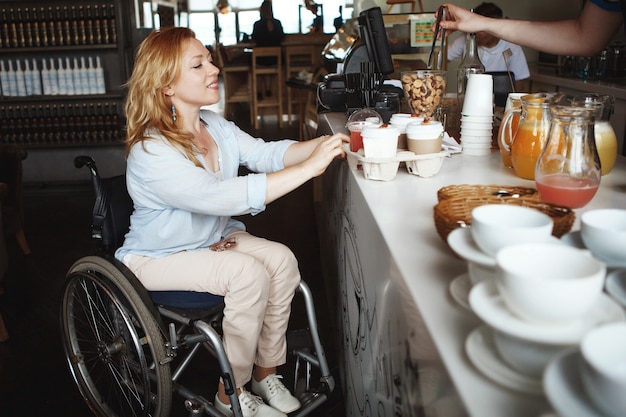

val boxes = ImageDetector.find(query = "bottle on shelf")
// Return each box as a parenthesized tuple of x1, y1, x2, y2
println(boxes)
(30, 7, 41, 47)
(70, 57, 81, 95)
(85, 5, 94, 44)
(70, 6, 79, 46)
(41, 59, 50, 95)
(95, 55, 106, 94)
(15, 8, 25, 48)
(110, 101, 120, 140)
(93, 4, 102, 44)
(79, 57, 90, 95)
(54, 6, 64, 46)
(6, 59, 17, 97)
(108, 3, 117, 44)
(23, 59, 34, 96)
(78, 6, 87, 45)
(59, 104, 69, 142)
(46, 6, 56, 47)
(64, 57, 73, 95)
(34, 104, 44, 143)
(31, 58, 42, 95)
(25, 105, 37, 143)
(1, 8, 9, 48)
(87, 56, 98, 95)
(24, 7, 34, 47)
(66, 103, 77, 142)
(8, 8, 18, 48)
(0, 60, 9, 97)
(100, 4, 110, 44)
(457, 32, 485, 109)
(15, 59, 27, 97)
(51, 103, 61, 142)
(11, 105, 24, 143)
(61, 6, 71, 46)
(95, 102, 105, 140)
(48, 57, 59, 95)
(58, 57, 68, 95)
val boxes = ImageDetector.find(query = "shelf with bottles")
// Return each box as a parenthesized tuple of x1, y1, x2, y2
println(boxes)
(0, 99, 125, 148)
(0, 2, 118, 50)
(0, 55, 109, 99)
(1, 44, 118, 54)
(0, 92, 124, 104)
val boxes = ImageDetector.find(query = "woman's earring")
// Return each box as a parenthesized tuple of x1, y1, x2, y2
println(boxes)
(171, 105, 177, 122)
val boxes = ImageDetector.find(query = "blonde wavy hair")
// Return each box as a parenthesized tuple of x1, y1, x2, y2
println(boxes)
(124, 26, 202, 166)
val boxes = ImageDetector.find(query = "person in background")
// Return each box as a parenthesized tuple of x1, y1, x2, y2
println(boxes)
(252, 0, 285, 100)
(438, 1, 624, 56)
(333, 5, 344, 31)
(117, 26, 348, 417)
(446, 2, 530, 91)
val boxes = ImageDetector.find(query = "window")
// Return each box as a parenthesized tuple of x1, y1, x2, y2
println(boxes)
(236, 10, 258, 41)
(189, 12, 216, 46)
(187, 0, 353, 46)
(135, 0, 180, 29)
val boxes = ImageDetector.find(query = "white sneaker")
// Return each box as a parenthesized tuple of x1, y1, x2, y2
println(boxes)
(214, 391, 287, 417)
(251, 374, 301, 414)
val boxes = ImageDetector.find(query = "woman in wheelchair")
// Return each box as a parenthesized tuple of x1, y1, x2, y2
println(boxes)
(116, 27, 347, 417)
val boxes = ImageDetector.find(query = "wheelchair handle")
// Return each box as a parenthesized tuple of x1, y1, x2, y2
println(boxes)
(74, 155, 99, 178)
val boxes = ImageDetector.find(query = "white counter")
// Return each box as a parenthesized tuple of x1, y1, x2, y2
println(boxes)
(315, 112, 626, 417)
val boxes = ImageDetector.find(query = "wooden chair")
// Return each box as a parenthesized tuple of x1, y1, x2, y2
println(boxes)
(302, 67, 329, 141)
(218, 44, 254, 125)
(252, 46, 283, 129)
(284, 45, 319, 125)
(386, 0, 424, 13)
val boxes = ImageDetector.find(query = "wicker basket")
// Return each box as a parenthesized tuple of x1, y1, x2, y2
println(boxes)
(437, 184, 539, 202)
(434, 195, 576, 244)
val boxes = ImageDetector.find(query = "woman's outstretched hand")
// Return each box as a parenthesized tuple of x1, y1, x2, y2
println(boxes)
(306, 133, 348, 177)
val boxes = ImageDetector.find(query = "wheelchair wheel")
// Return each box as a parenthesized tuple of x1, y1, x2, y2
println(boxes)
(60, 256, 172, 417)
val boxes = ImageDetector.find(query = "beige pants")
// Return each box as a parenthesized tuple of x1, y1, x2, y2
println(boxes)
(124, 231, 301, 387)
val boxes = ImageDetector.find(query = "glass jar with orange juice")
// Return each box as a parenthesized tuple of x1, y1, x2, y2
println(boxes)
(499, 93, 553, 180)
(497, 93, 526, 168)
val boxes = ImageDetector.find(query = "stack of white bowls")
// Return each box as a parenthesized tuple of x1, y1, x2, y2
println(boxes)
(446, 204, 626, 398)
(460, 74, 494, 156)
(546, 209, 626, 416)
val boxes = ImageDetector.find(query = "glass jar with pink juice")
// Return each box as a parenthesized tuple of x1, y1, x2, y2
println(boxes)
(535, 105, 601, 208)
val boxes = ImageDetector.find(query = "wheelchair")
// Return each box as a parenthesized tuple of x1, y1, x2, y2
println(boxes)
(59, 155, 335, 417)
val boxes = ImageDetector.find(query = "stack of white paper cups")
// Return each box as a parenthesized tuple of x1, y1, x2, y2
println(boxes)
(460, 74, 494, 156)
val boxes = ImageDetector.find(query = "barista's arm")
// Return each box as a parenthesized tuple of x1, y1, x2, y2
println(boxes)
(440, 2, 623, 56)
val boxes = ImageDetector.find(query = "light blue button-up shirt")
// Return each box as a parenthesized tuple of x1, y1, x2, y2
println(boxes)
(115, 110, 295, 260)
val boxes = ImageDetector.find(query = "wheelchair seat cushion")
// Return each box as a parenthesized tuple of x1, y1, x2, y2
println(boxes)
(149, 290, 224, 310)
